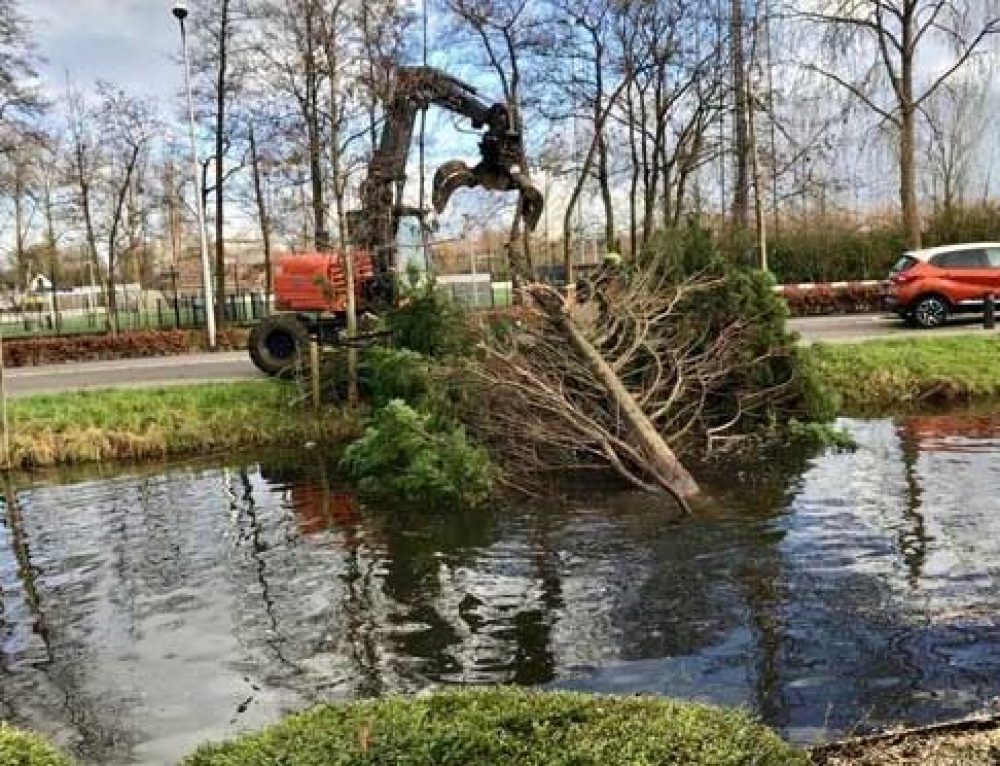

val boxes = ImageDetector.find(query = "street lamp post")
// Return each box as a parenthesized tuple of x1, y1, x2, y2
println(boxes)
(173, 0, 216, 348)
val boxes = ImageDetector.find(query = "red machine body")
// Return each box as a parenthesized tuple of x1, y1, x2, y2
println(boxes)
(272, 251, 375, 313)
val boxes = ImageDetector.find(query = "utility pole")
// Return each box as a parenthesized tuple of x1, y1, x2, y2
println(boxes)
(173, 1, 217, 348)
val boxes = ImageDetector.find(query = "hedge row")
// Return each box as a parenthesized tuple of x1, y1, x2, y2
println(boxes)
(765, 202, 1000, 284)
(1, 328, 250, 368)
(780, 283, 885, 316)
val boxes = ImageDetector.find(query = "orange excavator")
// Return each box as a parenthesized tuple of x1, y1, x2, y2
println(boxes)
(248, 66, 543, 375)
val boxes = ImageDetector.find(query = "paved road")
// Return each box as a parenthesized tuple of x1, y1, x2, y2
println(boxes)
(789, 313, 993, 344)
(1, 315, 993, 398)
(4, 351, 262, 398)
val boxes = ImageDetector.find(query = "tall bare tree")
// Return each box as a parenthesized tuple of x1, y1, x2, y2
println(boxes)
(67, 86, 103, 308)
(923, 67, 989, 214)
(0, 0, 41, 124)
(94, 84, 157, 334)
(801, 0, 1000, 247)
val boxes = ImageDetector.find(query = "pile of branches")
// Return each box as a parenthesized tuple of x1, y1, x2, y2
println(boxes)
(465, 261, 821, 506)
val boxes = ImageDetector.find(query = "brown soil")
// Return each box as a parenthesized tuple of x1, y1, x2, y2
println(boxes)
(811, 717, 1000, 765)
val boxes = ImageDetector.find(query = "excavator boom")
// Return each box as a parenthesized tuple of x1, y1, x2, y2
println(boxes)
(352, 65, 543, 276)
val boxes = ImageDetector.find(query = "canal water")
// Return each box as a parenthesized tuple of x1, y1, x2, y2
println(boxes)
(2, 413, 1000, 764)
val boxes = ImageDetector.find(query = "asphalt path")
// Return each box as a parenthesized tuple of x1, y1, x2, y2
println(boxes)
(789, 313, 994, 344)
(1, 314, 995, 398)
(4, 351, 262, 398)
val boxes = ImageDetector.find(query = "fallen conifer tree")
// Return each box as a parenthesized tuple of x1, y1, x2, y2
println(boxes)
(464, 239, 834, 510)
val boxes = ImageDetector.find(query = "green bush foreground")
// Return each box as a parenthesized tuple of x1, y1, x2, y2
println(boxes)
(183, 689, 807, 766)
(0, 724, 71, 766)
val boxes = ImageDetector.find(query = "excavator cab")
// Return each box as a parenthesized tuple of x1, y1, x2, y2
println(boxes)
(395, 212, 431, 285)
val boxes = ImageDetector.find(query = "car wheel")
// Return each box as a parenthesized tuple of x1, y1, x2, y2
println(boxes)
(913, 295, 949, 329)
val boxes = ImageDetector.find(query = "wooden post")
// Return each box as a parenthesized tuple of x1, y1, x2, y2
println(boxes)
(309, 341, 321, 412)
(343, 247, 359, 409)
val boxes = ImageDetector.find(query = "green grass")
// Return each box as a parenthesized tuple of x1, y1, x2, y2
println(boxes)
(182, 689, 807, 766)
(807, 335, 1000, 411)
(5, 381, 359, 469)
(0, 724, 72, 766)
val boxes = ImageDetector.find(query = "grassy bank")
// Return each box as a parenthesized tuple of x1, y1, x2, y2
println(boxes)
(4, 381, 358, 469)
(807, 335, 1000, 411)
(183, 689, 806, 766)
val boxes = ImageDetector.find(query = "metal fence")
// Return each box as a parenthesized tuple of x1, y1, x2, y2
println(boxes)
(436, 275, 512, 310)
(0, 276, 522, 339)
(0, 292, 271, 339)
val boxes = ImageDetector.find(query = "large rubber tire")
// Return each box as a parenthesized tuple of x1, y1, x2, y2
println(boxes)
(912, 295, 950, 329)
(248, 314, 311, 376)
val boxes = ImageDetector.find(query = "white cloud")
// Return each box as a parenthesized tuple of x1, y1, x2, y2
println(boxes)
(29, 0, 183, 97)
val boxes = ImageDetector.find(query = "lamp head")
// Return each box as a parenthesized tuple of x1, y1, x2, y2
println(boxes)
(172, 1, 189, 21)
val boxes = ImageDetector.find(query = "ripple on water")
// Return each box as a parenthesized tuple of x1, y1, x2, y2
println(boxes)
(3, 412, 1000, 761)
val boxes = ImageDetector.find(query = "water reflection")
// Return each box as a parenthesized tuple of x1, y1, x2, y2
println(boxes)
(1, 413, 1000, 764)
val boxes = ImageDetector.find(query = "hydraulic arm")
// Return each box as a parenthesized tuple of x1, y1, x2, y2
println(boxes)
(351, 65, 543, 274)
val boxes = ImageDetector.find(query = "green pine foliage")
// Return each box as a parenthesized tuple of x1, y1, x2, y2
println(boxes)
(640, 224, 838, 437)
(388, 278, 475, 359)
(340, 400, 494, 508)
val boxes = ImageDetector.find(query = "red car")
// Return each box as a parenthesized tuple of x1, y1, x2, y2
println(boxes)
(885, 242, 1000, 328)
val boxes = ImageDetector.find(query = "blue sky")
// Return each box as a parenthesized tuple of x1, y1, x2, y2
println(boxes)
(30, 0, 183, 98)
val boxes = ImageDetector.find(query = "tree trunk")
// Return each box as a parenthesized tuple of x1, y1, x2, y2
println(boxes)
(731, 0, 750, 230)
(326, 19, 348, 248)
(107, 150, 140, 337)
(249, 122, 273, 300)
(563, 136, 600, 285)
(626, 77, 640, 257)
(597, 131, 615, 250)
(559, 304, 699, 507)
(899, 106, 920, 248)
(748, 75, 768, 270)
(303, 2, 329, 251)
(13, 167, 25, 289)
(43, 173, 60, 331)
(214, 0, 231, 326)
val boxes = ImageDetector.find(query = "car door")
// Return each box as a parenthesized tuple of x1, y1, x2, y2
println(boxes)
(931, 249, 989, 305)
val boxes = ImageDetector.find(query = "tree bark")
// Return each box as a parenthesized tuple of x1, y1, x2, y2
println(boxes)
(900, 10, 920, 249)
(214, 0, 231, 326)
(303, 0, 329, 251)
(558, 304, 699, 507)
(597, 131, 615, 251)
(626, 77, 640, 256)
(107, 148, 141, 337)
(731, 0, 750, 230)
(249, 122, 273, 299)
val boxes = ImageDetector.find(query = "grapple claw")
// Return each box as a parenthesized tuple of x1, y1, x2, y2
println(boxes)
(432, 160, 477, 214)
(432, 159, 544, 232)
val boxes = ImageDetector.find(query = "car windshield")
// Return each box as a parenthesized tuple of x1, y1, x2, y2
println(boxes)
(890, 255, 917, 274)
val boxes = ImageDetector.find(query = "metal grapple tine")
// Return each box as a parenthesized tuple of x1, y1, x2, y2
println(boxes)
(432, 160, 477, 214)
